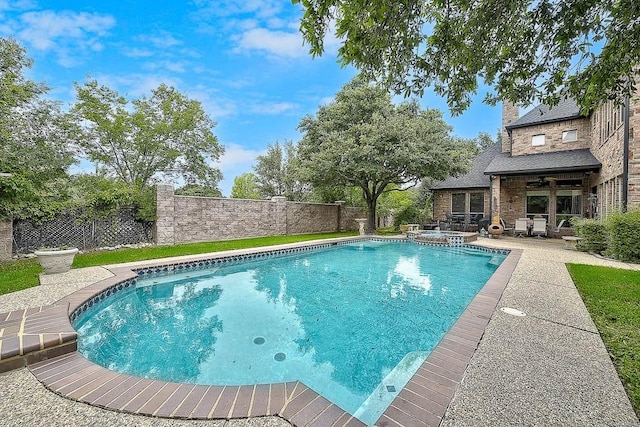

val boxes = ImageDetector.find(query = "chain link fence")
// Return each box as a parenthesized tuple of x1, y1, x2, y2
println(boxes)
(13, 208, 154, 253)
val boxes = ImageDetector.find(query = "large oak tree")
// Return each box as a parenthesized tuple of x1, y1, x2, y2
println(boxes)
(72, 80, 224, 189)
(297, 77, 474, 232)
(294, 0, 640, 113)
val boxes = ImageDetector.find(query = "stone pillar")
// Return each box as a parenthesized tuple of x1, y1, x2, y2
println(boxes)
(155, 184, 175, 245)
(0, 219, 12, 260)
(491, 175, 502, 221)
(502, 102, 519, 154)
(335, 200, 346, 231)
(271, 196, 287, 235)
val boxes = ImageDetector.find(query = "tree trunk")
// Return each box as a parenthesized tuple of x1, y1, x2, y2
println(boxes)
(366, 198, 377, 234)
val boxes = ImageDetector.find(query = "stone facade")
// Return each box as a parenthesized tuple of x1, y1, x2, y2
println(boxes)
(0, 220, 12, 261)
(510, 117, 591, 156)
(502, 102, 519, 153)
(155, 186, 364, 245)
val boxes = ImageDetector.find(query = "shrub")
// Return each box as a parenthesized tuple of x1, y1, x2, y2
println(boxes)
(573, 218, 608, 254)
(606, 209, 640, 263)
(393, 204, 421, 227)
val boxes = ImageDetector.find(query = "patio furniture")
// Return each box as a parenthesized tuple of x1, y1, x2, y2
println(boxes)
(500, 218, 513, 236)
(514, 218, 528, 238)
(562, 236, 582, 250)
(532, 218, 547, 238)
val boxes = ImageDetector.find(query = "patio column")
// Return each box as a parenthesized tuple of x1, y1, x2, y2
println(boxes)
(491, 175, 501, 221)
(155, 183, 175, 245)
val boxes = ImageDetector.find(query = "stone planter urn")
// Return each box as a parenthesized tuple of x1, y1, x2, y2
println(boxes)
(355, 218, 367, 236)
(35, 247, 78, 275)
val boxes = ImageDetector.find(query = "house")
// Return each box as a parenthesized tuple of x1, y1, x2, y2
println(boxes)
(432, 85, 640, 231)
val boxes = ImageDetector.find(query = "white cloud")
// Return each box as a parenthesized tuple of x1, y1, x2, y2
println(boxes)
(213, 143, 265, 196)
(17, 10, 115, 50)
(192, 0, 282, 19)
(135, 31, 181, 49)
(0, 0, 36, 12)
(250, 102, 298, 115)
(234, 27, 305, 58)
(121, 47, 154, 58)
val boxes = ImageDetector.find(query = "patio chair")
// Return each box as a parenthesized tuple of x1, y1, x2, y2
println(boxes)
(499, 218, 513, 236)
(514, 218, 528, 237)
(532, 218, 547, 238)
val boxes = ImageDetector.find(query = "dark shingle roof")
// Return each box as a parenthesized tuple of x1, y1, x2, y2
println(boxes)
(484, 149, 601, 176)
(506, 98, 585, 130)
(431, 143, 501, 190)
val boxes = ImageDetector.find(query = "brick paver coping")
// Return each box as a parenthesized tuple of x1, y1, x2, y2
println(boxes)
(0, 244, 521, 426)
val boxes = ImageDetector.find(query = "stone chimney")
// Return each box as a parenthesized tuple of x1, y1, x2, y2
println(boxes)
(502, 101, 519, 154)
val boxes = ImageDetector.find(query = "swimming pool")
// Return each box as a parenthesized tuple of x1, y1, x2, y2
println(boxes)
(73, 239, 506, 424)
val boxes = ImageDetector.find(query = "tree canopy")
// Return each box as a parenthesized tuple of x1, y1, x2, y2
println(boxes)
(72, 80, 224, 189)
(253, 140, 310, 200)
(294, 0, 640, 113)
(230, 173, 261, 199)
(297, 77, 474, 231)
(0, 38, 76, 219)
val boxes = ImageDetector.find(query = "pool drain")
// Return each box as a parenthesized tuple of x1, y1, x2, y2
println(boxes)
(274, 352, 286, 362)
(500, 307, 526, 317)
(386, 385, 396, 392)
(253, 337, 265, 345)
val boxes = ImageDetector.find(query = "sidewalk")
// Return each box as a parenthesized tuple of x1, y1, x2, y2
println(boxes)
(441, 236, 639, 426)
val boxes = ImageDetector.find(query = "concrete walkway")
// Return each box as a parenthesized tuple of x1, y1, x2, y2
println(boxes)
(0, 237, 638, 426)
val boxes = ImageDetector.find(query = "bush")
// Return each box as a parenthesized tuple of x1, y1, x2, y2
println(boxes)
(606, 209, 640, 263)
(393, 204, 421, 227)
(573, 218, 608, 254)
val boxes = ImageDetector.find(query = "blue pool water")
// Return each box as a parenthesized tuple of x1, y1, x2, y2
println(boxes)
(74, 240, 505, 424)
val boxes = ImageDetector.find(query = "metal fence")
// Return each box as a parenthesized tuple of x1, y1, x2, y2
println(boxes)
(13, 208, 154, 253)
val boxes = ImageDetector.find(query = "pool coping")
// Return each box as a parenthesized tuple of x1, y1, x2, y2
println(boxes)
(0, 237, 520, 426)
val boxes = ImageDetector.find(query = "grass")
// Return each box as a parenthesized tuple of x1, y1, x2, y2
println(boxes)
(0, 232, 357, 296)
(567, 263, 640, 418)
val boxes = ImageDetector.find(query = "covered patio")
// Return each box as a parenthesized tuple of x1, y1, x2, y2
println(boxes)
(485, 148, 602, 235)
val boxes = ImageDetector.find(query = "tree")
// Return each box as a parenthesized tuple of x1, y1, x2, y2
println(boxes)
(0, 38, 76, 219)
(294, 0, 640, 114)
(475, 131, 499, 151)
(230, 173, 261, 199)
(297, 77, 474, 232)
(253, 140, 310, 200)
(175, 184, 222, 198)
(72, 80, 224, 189)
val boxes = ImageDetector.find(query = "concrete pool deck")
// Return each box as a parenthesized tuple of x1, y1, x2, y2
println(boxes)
(0, 237, 639, 426)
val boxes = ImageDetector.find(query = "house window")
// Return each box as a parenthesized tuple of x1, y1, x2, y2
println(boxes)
(531, 134, 545, 146)
(556, 190, 582, 225)
(526, 191, 549, 221)
(451, 193, 465, 215)
(562, 129, 577, 142)
(469, 192, 485, 217)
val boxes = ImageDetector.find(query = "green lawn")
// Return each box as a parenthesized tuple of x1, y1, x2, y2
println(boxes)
(0, 232, 357, 296)
(567, 263, 640, 418)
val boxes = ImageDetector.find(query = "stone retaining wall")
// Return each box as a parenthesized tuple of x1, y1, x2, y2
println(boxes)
(155, 184, 364, 245)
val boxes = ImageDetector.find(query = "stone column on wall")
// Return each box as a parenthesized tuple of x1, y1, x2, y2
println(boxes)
(502, 102, 519, 153)
(155, 183, 175, 245)
(335, 201, 346, 231)
(271, 196, 287, 235)
(491, 175, 501, 221)
(0, 219, 12, 260)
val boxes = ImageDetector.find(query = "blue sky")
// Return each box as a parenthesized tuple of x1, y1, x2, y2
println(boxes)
(1, 0, 501, 196)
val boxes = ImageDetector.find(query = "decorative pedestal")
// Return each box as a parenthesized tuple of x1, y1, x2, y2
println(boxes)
(355, 218, 367, 236)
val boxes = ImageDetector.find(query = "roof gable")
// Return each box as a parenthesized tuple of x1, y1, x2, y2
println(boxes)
(431, 143, 500, 190)
(506, 97, 586, 130)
